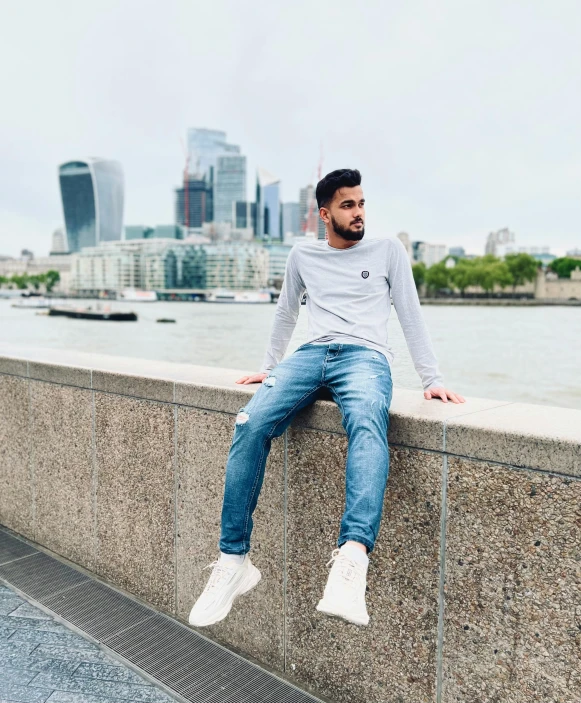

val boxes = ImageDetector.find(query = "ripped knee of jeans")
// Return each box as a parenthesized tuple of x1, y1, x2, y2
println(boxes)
(263, 375, 276, 387)
(235, 410, 250, 425)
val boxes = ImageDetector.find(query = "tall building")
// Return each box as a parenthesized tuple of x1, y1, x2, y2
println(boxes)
(50, 228, 68, 255)
(485, 228, 515, 257)
(412, 241, 448, 267)
(256, 168, 281, 241)
(235, 201, 257, 231)
(175, 177, 211, 229)
(214, 155, 246, 224)
(281, 202, 300, 238)
(448, 246, 466, 259)
(58, 158, 124, 253)
(299, 185, 318, 234)
(187, 128, 240, 178)
(263, 243, 292, 284)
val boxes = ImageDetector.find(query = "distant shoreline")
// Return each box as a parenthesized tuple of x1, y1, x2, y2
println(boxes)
(419, 298, 581, 306)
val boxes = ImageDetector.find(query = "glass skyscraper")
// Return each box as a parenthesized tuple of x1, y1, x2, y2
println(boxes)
(187, 128, 240, 178)
(175, 177, 211, 228)
(282, 202, 300, 237)
(214, 155, 246, 224)
(299, 184, 318, 235)
(256, 168, 281, 241)
(58, 158, 124, 253)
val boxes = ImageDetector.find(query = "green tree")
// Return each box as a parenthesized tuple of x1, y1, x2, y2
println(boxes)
(412, 262, 426, 290)
(10, 274, 29, 290)
(473, 259, 513, 296)
(504, 253, 538, 295)
(549, 257, 581, 278)
(45, 270, 60, 292)
(425, 262, 450, 295)
(449, 259, 477, 297)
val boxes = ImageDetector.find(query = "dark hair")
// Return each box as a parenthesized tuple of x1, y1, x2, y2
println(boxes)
(316, 168, 362, 208)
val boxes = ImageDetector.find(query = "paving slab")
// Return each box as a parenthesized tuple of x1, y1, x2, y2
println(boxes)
(0, 586, 177, 702)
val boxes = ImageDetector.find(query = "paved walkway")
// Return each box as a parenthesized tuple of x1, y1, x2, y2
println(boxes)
(0, 584, 176, 703)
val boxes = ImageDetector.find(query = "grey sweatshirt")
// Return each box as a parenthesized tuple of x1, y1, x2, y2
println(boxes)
(260, 236, 444, 391)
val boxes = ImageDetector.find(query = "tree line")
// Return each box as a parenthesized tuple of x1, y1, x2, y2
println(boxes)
(0, 270, 61, 292)
(412, 254, 580, 297)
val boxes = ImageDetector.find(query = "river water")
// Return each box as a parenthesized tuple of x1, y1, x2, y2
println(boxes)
(1, 298, 579, 409)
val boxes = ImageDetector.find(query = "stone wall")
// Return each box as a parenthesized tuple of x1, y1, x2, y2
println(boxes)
(0, 343, 579, 703)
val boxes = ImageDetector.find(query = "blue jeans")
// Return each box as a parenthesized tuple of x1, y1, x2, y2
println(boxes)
(219, 343, 394, 555)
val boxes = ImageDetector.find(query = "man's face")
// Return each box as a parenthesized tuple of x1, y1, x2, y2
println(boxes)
(322, 185, 365, 241)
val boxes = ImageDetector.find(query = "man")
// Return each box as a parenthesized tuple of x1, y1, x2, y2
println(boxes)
(189, 168, 464, 628)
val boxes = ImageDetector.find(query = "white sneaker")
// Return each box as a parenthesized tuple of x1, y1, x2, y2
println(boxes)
(316, 548, 369, 626)
(188, 555, 261, 627)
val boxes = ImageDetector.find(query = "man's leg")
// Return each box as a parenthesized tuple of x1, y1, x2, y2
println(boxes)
(316, 344, 393, 625)
(219, 344, 326, 555)
(189, 343, 325, 627)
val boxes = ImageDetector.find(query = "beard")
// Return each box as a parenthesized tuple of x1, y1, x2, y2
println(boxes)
(330, 215, 365, 241)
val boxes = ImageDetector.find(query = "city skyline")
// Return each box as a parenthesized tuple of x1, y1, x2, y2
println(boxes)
(0, 1, 580, 258)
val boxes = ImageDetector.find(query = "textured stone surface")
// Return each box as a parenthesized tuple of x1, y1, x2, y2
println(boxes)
(0, 356, 28, 376)
(175, 381, 255, 414)
(446, 402, 581, 476)
(175, 407, 285, 670)
(30, 381, 94, 570)
(28, 362, 91, 389)
(286, 431, 443, 703)
(94, 393, 175, 613)
(443, 456, 581, 703)
(390, 390, 512, 452)
(92, 370, 174, 403)
(0, 375, 32, 537)
(0, 586, 174, 702)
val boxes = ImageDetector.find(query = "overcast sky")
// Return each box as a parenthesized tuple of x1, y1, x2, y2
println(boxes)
(0, 0, 579, 258)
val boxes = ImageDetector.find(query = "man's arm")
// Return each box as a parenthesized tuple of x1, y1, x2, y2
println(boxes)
(388, 238, 463, 403)
(236, 247, 305, 384)
(259, 247, 306, 373)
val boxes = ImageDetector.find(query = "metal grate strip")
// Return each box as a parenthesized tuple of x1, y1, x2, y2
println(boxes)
(0, 551, 89, 600)
(45, 580, 157, 641)
(0, 529, 38, 565)
(0, 527, 323, 703)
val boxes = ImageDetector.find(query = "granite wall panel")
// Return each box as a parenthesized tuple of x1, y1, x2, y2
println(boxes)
(442, 456, 581, 703)
(30, 382, 94, 570)
(285, 430, 443, 703)
(94, 393, 175, 613)
(175, 407, 285, 671)
(0, 375, 32, 538)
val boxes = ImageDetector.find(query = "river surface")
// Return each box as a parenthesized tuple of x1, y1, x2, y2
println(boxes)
(1, 298, 579, 409)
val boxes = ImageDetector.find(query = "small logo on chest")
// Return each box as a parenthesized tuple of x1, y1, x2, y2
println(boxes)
(361, 271, 369, 279)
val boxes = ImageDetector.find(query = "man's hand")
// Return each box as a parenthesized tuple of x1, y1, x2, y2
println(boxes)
(236, 373, 268, 385)
(424, 387, 465, 404)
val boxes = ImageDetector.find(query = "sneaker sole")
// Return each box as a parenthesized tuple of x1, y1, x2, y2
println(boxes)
(188, 564, 261, 627)
(316, 599, 369, 627)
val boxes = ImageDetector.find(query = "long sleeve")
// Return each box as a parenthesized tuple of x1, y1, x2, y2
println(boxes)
(387, 238, 444, 390)
(259, 247, 306, 374)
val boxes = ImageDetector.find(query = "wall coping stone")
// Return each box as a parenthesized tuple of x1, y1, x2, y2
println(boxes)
(1, 342, 579, 475)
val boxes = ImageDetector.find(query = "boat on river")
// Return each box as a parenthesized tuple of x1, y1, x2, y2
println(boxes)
(118, 289, 158, 302)
(206, 289, 271, 303)
(48, 305, 138, 321)
(12, 297, 51, 309)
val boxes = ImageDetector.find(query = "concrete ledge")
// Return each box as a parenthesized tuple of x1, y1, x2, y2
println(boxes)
(1, 343, 579, 475)
(446, 402, 581, 475)
(1, 341, 580, 703)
